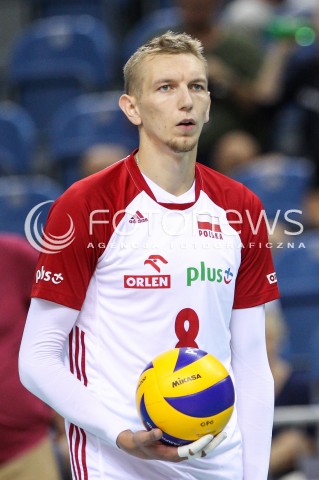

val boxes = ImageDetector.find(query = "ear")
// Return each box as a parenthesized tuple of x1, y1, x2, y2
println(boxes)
(119, 94, 141, 126)
(204, 92, 211, 124)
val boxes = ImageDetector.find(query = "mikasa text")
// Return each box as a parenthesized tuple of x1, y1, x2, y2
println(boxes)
(172, 374, 202, 388)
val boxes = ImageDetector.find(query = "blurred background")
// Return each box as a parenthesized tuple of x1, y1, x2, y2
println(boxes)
(0, 1, 319, 479)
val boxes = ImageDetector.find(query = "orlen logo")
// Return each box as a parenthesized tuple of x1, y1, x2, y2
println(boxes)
(124, 254, 171, 289)
(187, 262, 233, 286)
(24, 201, 75, 254)
(267, 272, 277, 284)
(36, 266, 64, 284)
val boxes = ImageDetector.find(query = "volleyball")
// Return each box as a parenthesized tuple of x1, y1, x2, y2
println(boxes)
(136, 347, 235, 446)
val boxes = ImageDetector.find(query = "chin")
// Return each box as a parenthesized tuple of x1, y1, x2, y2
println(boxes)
(167, 139, 197, 154)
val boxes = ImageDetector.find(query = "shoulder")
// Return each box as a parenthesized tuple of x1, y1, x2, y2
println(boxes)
(54, 154, 138, 213)
(197, 162, 262, 212)
(64, 157, 127, 199)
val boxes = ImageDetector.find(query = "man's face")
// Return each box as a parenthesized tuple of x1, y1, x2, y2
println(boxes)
(134, 53, 210, 154)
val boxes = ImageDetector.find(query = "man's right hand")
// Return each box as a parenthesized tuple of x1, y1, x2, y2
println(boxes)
(116, 429, 226, 462)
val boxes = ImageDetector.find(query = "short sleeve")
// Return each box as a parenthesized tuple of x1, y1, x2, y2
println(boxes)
(232, 192, 280, 309)
(31, 185, 108, 310)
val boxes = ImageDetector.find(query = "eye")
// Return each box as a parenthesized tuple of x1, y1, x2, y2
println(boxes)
(158, 84, 171, 92)
(191, 83, 205, 91)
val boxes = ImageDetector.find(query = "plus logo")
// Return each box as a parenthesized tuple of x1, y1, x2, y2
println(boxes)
(35, 266, 64, 284)
(224, 268, 234, 284)
(187, 262, 234, 286)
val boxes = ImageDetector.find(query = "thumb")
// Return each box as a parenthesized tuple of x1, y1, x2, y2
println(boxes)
(135, 428, 163, 446)
(148, 428, 163, 443)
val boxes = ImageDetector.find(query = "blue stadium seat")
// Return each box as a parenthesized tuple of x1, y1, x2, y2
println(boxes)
(49, 91, 139, 187)
(0, 101, 37, 175)
(121, 7, 181, 62)
(0, 175, 64, 235)
(28, 0, 106, 19)
(8, 15, 116, 133)
(232, 155, 314, 220)
(27, 0, 136, 44)
(274, 229, 319, 371)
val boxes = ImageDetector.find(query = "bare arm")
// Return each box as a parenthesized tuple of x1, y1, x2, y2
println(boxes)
(253, 40, 296, 104)
(270, 429, 315, 475)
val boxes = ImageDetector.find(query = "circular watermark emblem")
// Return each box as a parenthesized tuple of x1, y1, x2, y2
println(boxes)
(24, 200, 75, 254)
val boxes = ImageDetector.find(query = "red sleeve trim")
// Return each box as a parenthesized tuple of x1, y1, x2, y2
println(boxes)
(232, 288, 280, 309)
(31, 288, 82, 311)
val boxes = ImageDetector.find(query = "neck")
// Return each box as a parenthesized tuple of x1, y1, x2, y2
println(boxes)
(136, 145, 196, 196)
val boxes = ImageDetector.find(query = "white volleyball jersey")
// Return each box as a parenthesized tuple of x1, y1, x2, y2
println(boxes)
(32, 151, 279, 479)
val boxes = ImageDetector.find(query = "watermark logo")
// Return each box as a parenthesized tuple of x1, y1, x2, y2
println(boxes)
(24, 200, 75, 254)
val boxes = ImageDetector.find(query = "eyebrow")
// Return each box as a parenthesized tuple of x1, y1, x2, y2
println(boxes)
(190, 77, 208, 86)
(153, 77, 208, 87)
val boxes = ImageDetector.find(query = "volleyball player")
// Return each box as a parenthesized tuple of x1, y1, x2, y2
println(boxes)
(19, 31, 279, 479)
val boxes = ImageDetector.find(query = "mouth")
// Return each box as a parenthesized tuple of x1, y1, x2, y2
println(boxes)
(177, 119, 196, 127)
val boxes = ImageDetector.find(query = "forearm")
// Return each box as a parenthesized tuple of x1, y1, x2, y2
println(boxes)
(270, 429, 315, 475)
(230, 306, 274, 480)
(232, 346, 274, 478)
(19, 298, 128, 445)
(253, 41, 294, 104)
(207, 55, 257, 110)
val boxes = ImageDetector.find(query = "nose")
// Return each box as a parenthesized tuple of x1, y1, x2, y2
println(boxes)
(178, 85, 193, 111)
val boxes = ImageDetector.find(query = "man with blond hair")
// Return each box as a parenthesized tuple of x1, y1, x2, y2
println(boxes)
(19, 31, 279, 479)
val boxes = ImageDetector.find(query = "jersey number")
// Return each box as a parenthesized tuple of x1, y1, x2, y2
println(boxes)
(175, 308, 199, 348)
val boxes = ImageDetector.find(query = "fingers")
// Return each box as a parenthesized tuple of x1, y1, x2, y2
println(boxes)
(204, 431, 227, 455)
(118, 428, 227, 463)
(146, 428, 163, 443)
(134, 428, 163, 447)
(177, 432, 227, 460)
(177, 434, 213, 459)
(117, 429, 166, 460)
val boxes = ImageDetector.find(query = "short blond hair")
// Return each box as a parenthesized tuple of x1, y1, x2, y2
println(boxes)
(123, 31, 207, 97)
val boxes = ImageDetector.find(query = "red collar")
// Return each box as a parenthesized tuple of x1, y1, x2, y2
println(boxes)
(124, 149, 203, 210)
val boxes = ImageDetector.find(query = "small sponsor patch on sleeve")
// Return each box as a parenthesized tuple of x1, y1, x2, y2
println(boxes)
(267, 272, 277, 284)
